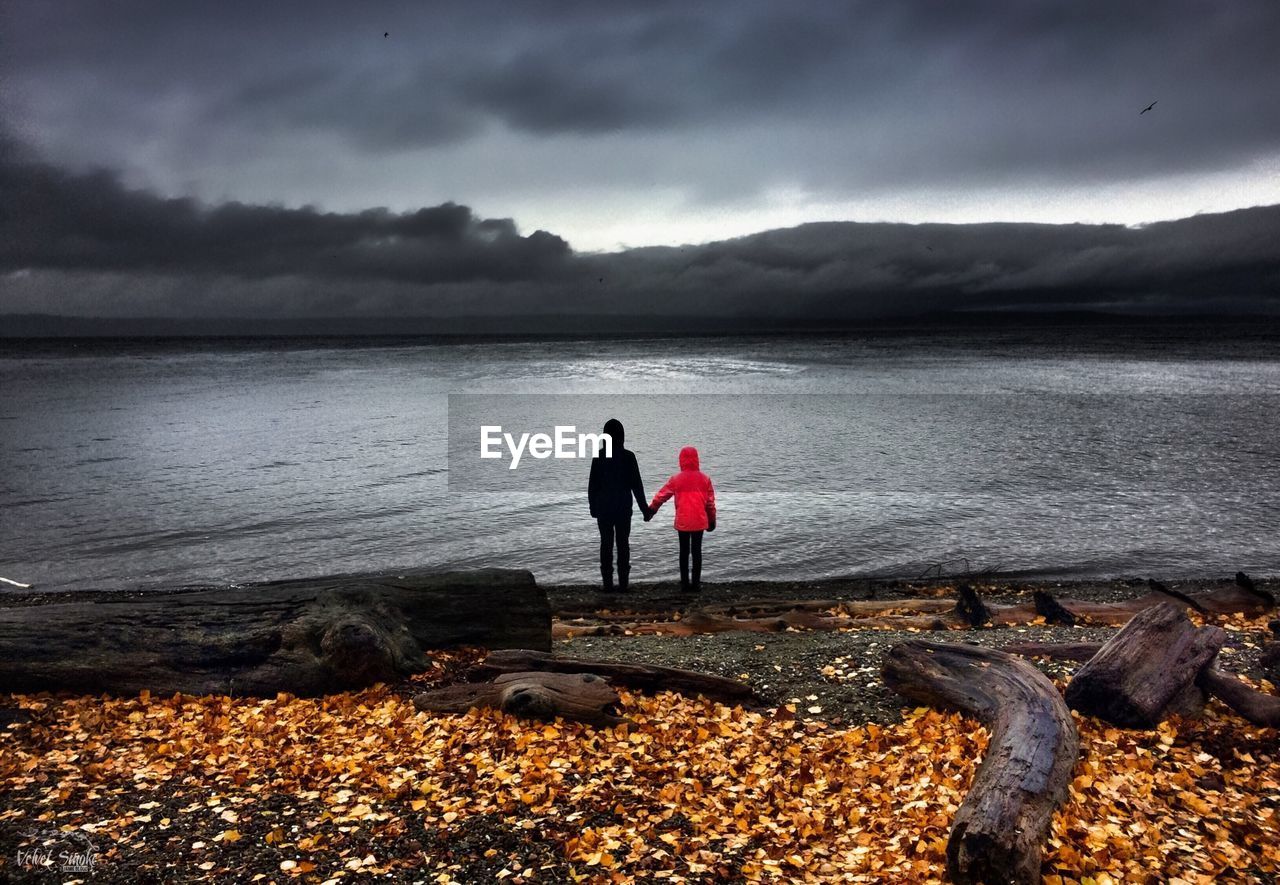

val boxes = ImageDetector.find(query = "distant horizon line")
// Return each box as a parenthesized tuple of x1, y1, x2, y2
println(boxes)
(5, 309, 1280, 340)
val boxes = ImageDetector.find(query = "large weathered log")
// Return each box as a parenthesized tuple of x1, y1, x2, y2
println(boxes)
(0, 569, 549, 696)
(1006, 641, 1280, 728)
(882, 641, 1079, 885)
(1064, 603, 1225, 728)
(1198, 668, 1280, 728)
(413, 671, 624, 726)
(469, 649, 760, 705)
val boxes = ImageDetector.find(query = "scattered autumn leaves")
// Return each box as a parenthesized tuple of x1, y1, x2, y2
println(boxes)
(2, 605, 1277, 882)
(2, 670, 1276, 883)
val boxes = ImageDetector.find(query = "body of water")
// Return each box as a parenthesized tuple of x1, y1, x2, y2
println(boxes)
(3, 322, 1279, 592)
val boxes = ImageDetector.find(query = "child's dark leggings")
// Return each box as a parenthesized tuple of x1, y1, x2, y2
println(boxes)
(678, 530, 703, 588)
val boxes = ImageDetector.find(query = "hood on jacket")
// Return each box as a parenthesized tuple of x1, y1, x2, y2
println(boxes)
(678, 446, 699, 471)
(602, 418, 624, 454)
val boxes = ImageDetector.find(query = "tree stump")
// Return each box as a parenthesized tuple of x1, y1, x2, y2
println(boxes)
(882, 641, 1080, 885)
(1033, 590, 1076, 626)
(413, 671, 624, 726)
(469, 649, 760, 705)
(1063, 603, 1225, 728)
(0, 569, 549, 696)
(955, 584, 991, 627)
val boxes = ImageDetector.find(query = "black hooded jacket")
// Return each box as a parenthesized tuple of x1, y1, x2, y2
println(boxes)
(588, 419, 647, 520)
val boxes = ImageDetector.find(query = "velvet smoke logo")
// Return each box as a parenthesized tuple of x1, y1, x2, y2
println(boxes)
(15, 827, 99, 874)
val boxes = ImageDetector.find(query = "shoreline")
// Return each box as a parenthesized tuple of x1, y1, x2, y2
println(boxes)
(3, 572, 1275, 610)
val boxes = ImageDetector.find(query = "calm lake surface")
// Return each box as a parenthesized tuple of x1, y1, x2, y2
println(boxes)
(3, 322, 1279, 592)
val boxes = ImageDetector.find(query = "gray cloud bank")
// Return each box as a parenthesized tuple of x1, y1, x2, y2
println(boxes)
(5, 0, 1280, 219)
(2, 140, 1278, 329)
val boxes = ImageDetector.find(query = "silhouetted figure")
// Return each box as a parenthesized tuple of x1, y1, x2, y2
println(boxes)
(650, 446, 716, 592)
(587, 419, 650, 592)
(1140, 100, 1157, 114)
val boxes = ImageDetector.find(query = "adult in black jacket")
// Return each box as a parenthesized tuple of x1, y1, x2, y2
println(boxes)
(588, 419, 651, 592)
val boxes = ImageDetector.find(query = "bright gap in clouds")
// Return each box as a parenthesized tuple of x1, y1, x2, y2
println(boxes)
(525, 156, 1280, 254)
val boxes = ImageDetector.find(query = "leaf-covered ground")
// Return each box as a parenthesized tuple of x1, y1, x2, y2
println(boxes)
(2, 579, 1277, 882)
(2, 668, 1277, 882)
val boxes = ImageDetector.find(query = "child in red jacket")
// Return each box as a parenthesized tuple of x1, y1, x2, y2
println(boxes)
(648, 446, 716, 592)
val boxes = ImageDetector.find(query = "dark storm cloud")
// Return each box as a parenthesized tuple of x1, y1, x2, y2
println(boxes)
(5, 0, 1280, 194)
(586, 210, 1280, 316)
(3, 141, 1278, 323)
(0, 139, 570, 285)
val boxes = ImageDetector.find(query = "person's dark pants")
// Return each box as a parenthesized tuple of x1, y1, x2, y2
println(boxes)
(678, 529, 704, 590)
(597, 513, 632, 591)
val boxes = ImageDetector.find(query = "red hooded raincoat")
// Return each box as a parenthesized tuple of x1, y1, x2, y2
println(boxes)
(650, 446, 716, 532)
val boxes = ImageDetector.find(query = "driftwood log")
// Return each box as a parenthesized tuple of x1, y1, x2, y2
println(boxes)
(1197, 668, 1280, 727)
(553, 579, 1274, 639)
(413, 671, 625, 726)
(1064, 603, 1225, 728)
(469, 649, 760, 705)
(1003, 641, 1101, 662)
(882, 641, 1079, 885)
(1008, 639, 1280, 728)
(0, 569, 549, 696)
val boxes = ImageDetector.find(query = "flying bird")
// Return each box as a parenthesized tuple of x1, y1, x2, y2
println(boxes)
(1140, 100, 1157, 115)
(383, 31, 389, 38)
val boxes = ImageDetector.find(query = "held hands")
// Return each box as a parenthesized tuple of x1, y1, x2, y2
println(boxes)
(642, 504, 655, 522)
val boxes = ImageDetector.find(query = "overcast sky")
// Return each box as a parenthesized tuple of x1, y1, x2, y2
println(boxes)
(2, 0, 1279, 321)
